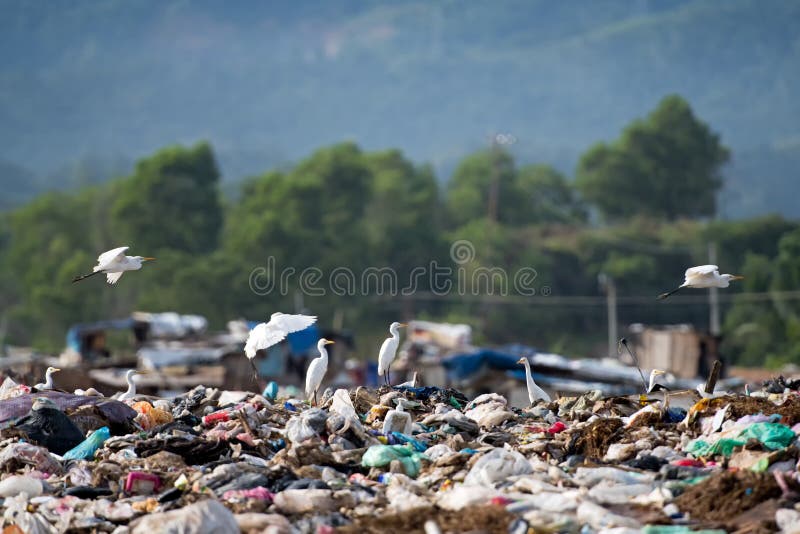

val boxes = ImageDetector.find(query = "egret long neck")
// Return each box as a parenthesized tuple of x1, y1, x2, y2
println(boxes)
(389, 325, 400, 338)
(44, 370, 54, 388)
(523, 361, 537, 390)
(125, 373, 136, 396)
(317, 345, 329, 362)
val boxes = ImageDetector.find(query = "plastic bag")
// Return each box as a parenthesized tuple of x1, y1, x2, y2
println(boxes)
(686, 438, 743, 458)
(0, 442, 63, 474)
(285, 408, 328, 444)
(63, 426, 110, 460)
(361, 444, 428, 478)
(330, 389, 358, 420)
(464, 448, 532, 486)
(738, 422, 795, 450)
(689, 422, 796, 458)
(132, 401, 173, 431)
(263, 381, 279, 401)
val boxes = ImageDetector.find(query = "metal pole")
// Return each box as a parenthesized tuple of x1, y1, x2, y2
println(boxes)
(487, 136, 500, 222)
(709, 242, 720, 335)
(608, 278, 618, 359)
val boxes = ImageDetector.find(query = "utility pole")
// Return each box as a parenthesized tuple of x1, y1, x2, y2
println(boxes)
(709, 242, 720, 335)
(487, 135, 500, 222)
(598, 273, 618, 359)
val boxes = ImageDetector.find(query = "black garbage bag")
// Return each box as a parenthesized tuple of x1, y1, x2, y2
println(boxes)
(12, 398, 86, 455)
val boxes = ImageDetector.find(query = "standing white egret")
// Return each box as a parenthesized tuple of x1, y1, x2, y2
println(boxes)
(34, 367, 61, 390)
(517, 357, 551, 404)
(117, 370, 143, 401)
(378, 322, 407, 386)
(658, 265, 743, 300)
(244, 313, 317, 379)
(306, 338, 334, 406)
(72, 246, 155, 285)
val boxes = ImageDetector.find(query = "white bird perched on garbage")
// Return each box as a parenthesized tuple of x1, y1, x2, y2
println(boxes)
(658, 265, 743, 300)
(378, 322, 407, 386)
(72, 246, 155, 285)
(517, 357, 551, 404)
(117, 369, 143, 401)
(244, 313, 317, 379)
(647, 369, 669, 394)
(306, 338, 334, 406)
(34, 366, 61, 390)
(397, 371, 419, 388)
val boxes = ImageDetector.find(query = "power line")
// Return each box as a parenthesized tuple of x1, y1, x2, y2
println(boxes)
(381, 290, 800, 307)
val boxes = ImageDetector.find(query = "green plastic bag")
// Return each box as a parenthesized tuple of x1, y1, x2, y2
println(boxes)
(361, 444, 429, 478)
(686, 438, 744, 457)
(687, 422, 795, 458)
(737, 422, 795, 450)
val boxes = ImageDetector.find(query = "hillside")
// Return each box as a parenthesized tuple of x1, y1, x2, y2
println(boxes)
(1, 0, 799, 216)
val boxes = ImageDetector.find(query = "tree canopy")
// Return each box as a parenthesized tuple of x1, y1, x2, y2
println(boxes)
(576, 95, 729, 221)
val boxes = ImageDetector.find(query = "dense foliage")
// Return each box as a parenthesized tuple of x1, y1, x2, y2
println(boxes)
(0, 96, 798, 367)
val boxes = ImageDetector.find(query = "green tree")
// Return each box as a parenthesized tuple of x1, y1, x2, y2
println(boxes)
(516, 164, 587, 225)
(576, 95, 729, 221)
(111, 142, 222, 254)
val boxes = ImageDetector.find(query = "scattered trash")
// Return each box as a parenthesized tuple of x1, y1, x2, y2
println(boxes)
(0, 377, 797, 531)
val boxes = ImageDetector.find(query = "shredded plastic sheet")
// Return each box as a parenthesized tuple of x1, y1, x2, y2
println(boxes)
(0, 392, 136, 425)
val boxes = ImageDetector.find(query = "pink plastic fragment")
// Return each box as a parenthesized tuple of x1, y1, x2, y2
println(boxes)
(125, 471, 162, 494)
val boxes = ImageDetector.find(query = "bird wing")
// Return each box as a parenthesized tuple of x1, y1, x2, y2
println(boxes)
(269, 313, 317, 334)
(685, 265, 719, 278)
(106, 272, 124, 285)
(244, 323, 287, 359)
(96, 247, 129, 268)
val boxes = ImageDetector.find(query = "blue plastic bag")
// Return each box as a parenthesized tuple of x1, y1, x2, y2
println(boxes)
(63, 426, 110, 460)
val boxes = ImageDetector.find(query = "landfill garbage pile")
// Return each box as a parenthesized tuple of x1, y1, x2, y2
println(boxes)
(0, 376, 800, 533)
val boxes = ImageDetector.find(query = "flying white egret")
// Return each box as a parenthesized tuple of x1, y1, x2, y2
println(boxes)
(517, 357, 551, 404)
(658, 265, 743, 300)
(244, 313, 317, 379)
(117, 369, 143, 401)
(306, 338, 334, 406)
(72, 246, 155, 285)
(34, 366, 61, 390)
(378, 322, 407, 386)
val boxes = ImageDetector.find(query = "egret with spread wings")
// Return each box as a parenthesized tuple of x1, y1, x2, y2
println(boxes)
(244, 313, 317, 379)
(657, 265, 743, 300)
(72, 246, 155, 285)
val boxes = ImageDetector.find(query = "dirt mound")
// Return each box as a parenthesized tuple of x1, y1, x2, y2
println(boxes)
(674, 470, 785, 525)
(336, 505, 515, 534)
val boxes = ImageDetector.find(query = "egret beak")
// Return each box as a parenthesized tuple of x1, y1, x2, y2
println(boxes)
(732, 275, 744, 281)
(53, 368, 61, 372)
(324, 340, 336, 345)
(398, 323, 408, 328)
(142, 257, 156, 262)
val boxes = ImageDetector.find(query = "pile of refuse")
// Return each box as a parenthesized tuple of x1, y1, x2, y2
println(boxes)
(1, 376, 800, 533)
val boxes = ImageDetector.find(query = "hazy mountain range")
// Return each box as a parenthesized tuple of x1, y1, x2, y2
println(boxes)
(1, 0, 799, 217)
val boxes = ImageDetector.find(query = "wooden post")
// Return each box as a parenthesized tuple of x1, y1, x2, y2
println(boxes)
(704, 360, 722, 395)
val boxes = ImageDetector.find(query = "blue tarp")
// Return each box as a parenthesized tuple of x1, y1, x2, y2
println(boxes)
(66, 318, 136, 353)
(442, 349, 523, 381)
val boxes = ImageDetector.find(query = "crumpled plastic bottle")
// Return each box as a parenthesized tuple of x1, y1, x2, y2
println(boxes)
(63, 426, 110, 460)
